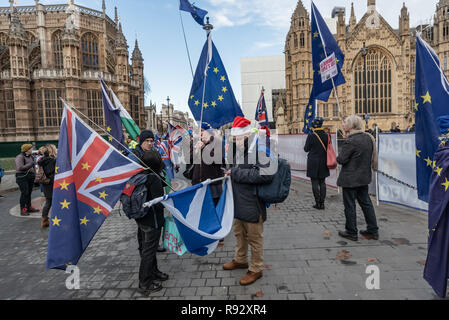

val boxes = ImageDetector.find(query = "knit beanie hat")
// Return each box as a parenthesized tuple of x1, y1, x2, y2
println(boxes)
(230, 116, 253, 136)
(138, 130, 155, 145)
(21, 144, 32, 153)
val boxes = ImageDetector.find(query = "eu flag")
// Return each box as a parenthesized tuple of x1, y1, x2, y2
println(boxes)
(414, 35, 449, 203)
(303, 2, 345, 133)
(100, 77, 125, 152)
(46, 103, 143, 270)
(188, 34, 243, 129)
(424, 144, 449, 298)
(179, 0, 208, 26)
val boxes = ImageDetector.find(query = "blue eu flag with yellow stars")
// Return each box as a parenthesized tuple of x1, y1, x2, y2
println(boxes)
(188, 34, 243, 129)
(179, 0, 208, 26)
(303, 2, 345, 133)
(414, 35, 449, 203)
(46, 102, 143, 270)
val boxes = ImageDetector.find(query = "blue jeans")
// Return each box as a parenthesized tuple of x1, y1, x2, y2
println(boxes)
(136, 222, 162, 288)
(342, 186, 379, 235)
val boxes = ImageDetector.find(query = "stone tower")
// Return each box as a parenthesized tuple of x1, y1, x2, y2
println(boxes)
(132, 39, 144, 125)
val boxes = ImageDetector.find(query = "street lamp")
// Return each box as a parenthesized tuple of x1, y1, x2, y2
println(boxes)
(361, 42, 369, 117)
(167, 96, 171, 126)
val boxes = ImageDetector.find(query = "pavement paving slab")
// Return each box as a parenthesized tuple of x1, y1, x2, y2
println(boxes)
(0, 177, 447, 300)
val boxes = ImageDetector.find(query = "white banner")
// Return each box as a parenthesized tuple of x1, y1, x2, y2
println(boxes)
(278, 134, 338, 188)
(377, 133, 428, 212)
(320, 53, 338, 83)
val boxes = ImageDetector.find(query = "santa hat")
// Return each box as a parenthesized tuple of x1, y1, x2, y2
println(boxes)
(231, 116, 252, 136)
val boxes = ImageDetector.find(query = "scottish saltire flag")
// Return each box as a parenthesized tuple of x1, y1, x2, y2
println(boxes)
(100, 78, 125, 152)
(46, 103, 143, 270)
(189, 34, 244, 129)
(415, 35, 449, 202)
(179, 0, 208, 26)
(303, 2, 345, 133)
(255, 90, 269, 127)
(144, 178, 233, 256)
(424, 144, 449, 298)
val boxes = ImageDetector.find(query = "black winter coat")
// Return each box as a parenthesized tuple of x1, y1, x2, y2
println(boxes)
(38, 155, 56, 182)
(337, 132, 374, 188)
(135, 173, 165, 229)
(230, 141, 274, 223)
(304, 129, 330, 179)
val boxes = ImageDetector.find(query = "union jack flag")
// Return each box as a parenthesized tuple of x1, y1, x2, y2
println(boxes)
(255, 89, 269, 127)
(46, 102, 143, 270)
(168, 123, 187, 154)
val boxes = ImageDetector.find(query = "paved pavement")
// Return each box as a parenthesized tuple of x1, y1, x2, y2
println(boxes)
(0, 176, 446, 300)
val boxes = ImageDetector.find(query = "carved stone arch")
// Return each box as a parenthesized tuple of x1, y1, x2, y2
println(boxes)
(29, 45, 41, 71)
(25, 31, 36, 45)
(350, 45, 397, 73)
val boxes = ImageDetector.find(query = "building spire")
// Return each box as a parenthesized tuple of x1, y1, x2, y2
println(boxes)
(114, 6, 118, 26)
(102, 0, 106, 13)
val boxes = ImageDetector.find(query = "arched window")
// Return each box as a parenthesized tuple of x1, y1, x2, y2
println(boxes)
(354, 48, 392, 115)
(0, 32, 8, 46)
(294, 33, 298, 49)
(53, 31, 63, 69)
(300, 32, 305, 48)
(81, 33, 99, 70)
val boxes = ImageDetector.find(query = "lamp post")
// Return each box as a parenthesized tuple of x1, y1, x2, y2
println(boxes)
(167, 96, 171, 126)
(361, 42, 369, 118)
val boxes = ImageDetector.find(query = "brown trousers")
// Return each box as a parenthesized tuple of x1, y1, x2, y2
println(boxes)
(233, 216, 264, 273)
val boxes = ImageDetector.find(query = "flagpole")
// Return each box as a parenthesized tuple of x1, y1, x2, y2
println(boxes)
(312, 2, 344, 125)
(179, 10, 195, 79)
(61, 99, 176, 192)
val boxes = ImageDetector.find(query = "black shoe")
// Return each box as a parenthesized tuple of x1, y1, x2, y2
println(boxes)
(155, 270, 169, 281)
(319, 202, 325, 210)
(219, 239, 224, 243)
(313, 203, 321, 210)
(157, 246, 166, 253)
(137, 282, 162, 296)
(360, 230, 379, 240)
(338, 230, 358, 241)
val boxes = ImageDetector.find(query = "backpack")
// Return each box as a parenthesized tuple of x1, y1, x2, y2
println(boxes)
(255, 158, 291, 204)
(120, 173, 150, 220)
(35, 167, 50, 185)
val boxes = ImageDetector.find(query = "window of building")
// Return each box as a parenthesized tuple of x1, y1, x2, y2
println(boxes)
(0, 32, 7, 45)
(354, 48, 392, 114)
(301, 62, 305, 78)
(87, 90, 104, 126)
(295, 64, 298, 79)
(323, 104, 329, 118)
(294, 33, 298, 49)
(300, 32, 305, 48)
(4, 90, 15, 129)
(36, 89, 64, 127)
(53, 31, 63, 70)
(410, 56, 415, 74)
(333, 104, 339, 117)
(82, 33, 99, 70)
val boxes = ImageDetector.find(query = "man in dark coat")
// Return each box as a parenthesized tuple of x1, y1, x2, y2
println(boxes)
(222, 116, 274, 286)
(304, 117, 330, 210)
(337, 115, 379, 242)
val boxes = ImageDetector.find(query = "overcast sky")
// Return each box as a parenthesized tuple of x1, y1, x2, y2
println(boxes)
(9, 0, 440, 119)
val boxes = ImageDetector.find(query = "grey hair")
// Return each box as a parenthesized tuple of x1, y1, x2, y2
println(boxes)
(344, 115, 364, 131)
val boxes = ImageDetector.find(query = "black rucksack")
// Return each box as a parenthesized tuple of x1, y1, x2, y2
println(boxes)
(255, 158, 291, 204)
(120, 173, 149, 220)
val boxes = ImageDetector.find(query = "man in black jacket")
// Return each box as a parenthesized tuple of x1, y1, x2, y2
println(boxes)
(337, 115, 379, 242)
(222, 117, 274, 286)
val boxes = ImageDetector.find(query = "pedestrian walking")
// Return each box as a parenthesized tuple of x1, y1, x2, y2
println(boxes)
(37, 145, 57, 228)
(337, 115, 379, 241)
(304, 117, 329, 210)
(135, 149, 169, 296)
(15, 144, 38, 216)
(222, 116, 274, 286)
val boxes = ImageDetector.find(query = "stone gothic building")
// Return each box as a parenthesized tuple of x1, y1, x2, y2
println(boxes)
(279, 0, 449, 134)
(0, 0, 145, 147)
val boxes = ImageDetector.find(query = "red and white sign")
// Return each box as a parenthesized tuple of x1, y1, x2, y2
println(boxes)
(320, 53, 338, 83)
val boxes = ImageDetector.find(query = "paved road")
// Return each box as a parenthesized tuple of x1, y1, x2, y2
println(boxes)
(0, 177, 445, 300)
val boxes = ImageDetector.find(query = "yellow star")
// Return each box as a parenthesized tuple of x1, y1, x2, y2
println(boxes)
(190, 95, 194, 100)
(80, 217, 89, 226)
(435, 167, 443, 177)
(422, 91, 432, 104)
(308, 112, 312, 117)
(222, 86, 228, 93)
(213, 67, 219, 73)
(99, 191, 108, 200)
(108, 136, 113, 142)
(313, 31, 319, 38)
(52, 216, 62, 227)
(95, 177, 103, 183)
(309, 105, 312, 110)
(218, 95, 224, 102)
(431, 161, 436, 169)
(425, 157, 433, 167)
(59, 180, 69, 191)
(60, 199, 71, 210)
(220, 75, 226, 82)
(414, 101, 419, 111)
(317, 70, 321, 75)
(211, 101, 217, 107)
(442, 177, 449, 192)
(93, 207, 102, 214)
(416, 149, 421, 158)
(203, 102, 209, 108)
(106, 126, 112, 132)
(82, 162, 91, 171)
(336, 58, 340, 64)
(55, 166, 59, 173)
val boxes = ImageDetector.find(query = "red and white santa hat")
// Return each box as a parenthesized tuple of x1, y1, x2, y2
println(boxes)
(231, 116, 253, 136)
